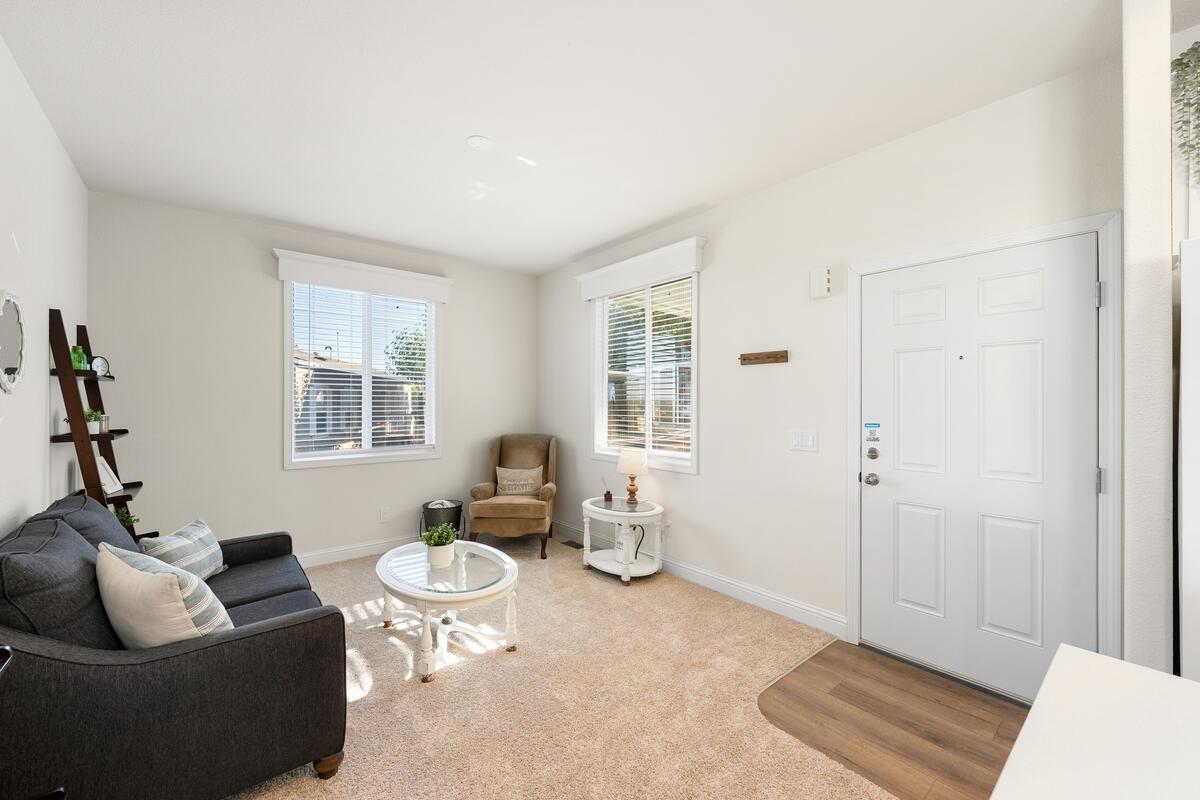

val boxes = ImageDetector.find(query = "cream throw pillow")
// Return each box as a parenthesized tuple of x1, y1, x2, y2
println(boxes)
(96, 543, 234, 649)
(496, 465, 543, 497)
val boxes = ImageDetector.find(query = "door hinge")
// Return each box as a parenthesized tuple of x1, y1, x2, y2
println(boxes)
(1096, 467, 1103, 494)
(1095, 281, 1103, 308)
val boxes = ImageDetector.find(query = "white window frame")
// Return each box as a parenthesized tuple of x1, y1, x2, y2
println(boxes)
(276, 249, 451, 470)
(590, 274, 700, 475)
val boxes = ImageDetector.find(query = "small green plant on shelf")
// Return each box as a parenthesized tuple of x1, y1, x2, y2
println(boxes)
(84, 409, 104, 423)
(112, 507, 139, 528)
(420, 522, 458, 547)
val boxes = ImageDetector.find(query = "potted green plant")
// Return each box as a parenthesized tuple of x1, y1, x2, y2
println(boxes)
(112, 507, 139, 532)
(84, 408, 104, 435)
(421, 522, 458, 568)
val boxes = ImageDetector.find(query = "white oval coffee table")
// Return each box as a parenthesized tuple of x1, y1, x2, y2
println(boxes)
(377, 539, 518, 683)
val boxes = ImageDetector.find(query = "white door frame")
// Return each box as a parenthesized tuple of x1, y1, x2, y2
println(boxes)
(844, 211, 1123, 660)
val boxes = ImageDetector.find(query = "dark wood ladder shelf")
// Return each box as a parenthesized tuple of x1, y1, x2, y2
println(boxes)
(50, 428, 129, 444)
(50, 368, 114, 381)
(49, 309, 144, 536)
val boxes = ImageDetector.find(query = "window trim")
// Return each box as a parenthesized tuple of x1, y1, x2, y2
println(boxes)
(281, 279, 444, 470)
(591, 272, 699, 475)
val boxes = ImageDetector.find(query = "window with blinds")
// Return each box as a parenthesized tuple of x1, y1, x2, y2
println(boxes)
(290, 282, 435, 463)
(599, 275, 695, 468)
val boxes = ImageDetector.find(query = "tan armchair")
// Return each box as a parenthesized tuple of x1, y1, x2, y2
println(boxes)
(469, 434, 557, 559)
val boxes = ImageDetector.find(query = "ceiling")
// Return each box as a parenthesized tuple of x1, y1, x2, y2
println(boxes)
(0, 1, 1124, 272)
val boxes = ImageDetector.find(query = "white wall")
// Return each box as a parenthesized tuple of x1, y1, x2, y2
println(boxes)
(1121, 0, 1175, 672)
(0, 34, 88, 531)
(537, 60, 1123, 631)
(88, 193, 537, 559)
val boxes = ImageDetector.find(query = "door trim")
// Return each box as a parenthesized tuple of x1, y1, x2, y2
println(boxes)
(844, 211, 1123, 660)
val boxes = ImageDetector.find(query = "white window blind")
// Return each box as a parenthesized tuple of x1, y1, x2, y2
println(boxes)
(600, 275, 695, 467)
(290, 282, 435, 464)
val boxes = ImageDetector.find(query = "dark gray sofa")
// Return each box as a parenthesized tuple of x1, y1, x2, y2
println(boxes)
(0, 496, 346, 800)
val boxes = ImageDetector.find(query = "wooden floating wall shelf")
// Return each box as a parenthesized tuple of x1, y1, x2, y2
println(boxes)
(739, 350, 789, 366)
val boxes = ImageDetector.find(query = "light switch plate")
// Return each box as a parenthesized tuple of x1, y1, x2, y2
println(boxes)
(790, 430, 818, 451)
(810, 267, 831, 299)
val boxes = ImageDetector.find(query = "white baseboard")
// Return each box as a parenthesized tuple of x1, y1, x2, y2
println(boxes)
(553, 520, 848, 639)
(297, 534, 419, 568)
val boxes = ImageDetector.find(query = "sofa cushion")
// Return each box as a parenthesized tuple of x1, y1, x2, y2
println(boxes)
(0, 518, 122, 649)
(206, 555, 311, 608)
(96, 543, 234, 649)
(140, 519, 226, 579)
(470, 495, 548, 519)
(32, 495, 138, 552)
(227, 589, 322, 627)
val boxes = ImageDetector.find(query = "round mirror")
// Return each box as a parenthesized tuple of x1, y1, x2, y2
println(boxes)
(0, 293, 25, 393)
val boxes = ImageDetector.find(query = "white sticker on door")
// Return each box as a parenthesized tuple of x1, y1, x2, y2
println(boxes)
(864, 422, 881, 442)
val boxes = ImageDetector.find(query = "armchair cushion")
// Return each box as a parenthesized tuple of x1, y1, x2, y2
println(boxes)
(470, 482, 497, 501)
(0, 519, 122, 650)
(32, 494, 138, 552)
(206, 554, 312, 608)
(470, 496, 548, 520)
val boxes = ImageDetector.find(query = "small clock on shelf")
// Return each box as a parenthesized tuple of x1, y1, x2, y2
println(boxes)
(90, 355, 111, 377)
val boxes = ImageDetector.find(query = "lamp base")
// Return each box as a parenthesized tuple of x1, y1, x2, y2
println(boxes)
(626, 474, 639, 506)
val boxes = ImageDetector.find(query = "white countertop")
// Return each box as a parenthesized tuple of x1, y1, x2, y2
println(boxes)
(993, 645, 1200, 799)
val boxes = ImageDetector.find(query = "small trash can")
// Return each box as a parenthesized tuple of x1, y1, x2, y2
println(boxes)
(421, 500, 463, 534)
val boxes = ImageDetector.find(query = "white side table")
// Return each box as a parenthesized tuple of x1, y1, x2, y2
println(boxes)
(581, 497, 664, 585)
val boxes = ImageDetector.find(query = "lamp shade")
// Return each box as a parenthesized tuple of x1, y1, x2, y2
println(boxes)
(616, 448, 648, 476)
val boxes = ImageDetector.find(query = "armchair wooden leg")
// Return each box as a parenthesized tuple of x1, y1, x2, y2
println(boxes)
(314, 751, 344, 780)
(548, 523, 553, 538)
(540, 534, 548, 559)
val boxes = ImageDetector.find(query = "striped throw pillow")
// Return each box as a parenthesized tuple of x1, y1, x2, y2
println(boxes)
(96, 543, 233, 649)
(140, 519, 225, 579)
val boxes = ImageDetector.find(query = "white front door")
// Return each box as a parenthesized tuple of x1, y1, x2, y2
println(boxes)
(859, 233, 1098, 700)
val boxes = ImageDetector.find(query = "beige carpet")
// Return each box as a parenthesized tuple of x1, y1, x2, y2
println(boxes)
(231, 536, 893, 800)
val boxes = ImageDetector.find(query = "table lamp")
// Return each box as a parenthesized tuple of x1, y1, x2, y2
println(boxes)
(616, 448, 648, 506)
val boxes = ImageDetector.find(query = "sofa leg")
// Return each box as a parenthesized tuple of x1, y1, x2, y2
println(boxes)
(540, 534, 548, 559)
(314, 751, 344, 780)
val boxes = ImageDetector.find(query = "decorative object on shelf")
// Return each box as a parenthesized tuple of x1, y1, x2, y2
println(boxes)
(96, 456, 123, 496)
(84, 408, 104, 435)
(70, 345, 87, 371)
(602, 476, 612, 504)
(90, 354, 111, 377)
(99, 413, 111, 434)
(1175, 41, 1200, 182)
(738, 349, 789, 366)
(0, 291, 25, 393)
(112, 506, 139, 530)
(616, 447, 648, 506)
(421, 522, 458, 568)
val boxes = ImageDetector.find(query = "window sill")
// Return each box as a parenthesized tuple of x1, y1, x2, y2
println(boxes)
(592, 449, 697, 476)
(285, 446, 440, 470)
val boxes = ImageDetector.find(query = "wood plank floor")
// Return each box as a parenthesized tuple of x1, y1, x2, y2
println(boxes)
(758, 642, 1029, 800)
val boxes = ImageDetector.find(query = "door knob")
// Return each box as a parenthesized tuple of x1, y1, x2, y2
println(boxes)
(866, 447, 879, 460)
(864, 473, 880, 486)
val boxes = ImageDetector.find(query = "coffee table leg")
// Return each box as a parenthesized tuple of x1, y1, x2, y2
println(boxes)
(381, 586, 394, 628)
(583, 516, 591, 568)
(505, 590, 518, 652)
(419, 608, 435, 682)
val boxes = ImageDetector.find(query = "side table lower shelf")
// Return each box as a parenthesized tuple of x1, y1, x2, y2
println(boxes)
(585, 548, 659, 581)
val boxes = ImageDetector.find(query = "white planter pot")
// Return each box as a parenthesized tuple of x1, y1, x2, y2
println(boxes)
(427, 543, 455, 569)
(86, 420, 101, 435)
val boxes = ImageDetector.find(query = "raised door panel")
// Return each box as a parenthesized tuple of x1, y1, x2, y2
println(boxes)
(978, 513, 1043, 646)
(978, 270, 1044, 316)
(979, 340, 1043, 482)
(894, 285, 946, 325)
(893, 502, 946, 617)
(894, 348, 946, 473)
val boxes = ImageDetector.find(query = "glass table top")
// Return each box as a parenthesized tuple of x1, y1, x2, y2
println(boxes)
(585, 497, 657, 514)
(382, 542, 506, 594)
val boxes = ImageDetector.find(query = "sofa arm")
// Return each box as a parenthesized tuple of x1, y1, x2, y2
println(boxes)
(0, 607, 345, 800)
(220, 530, 293, 567)
(539, 482, 557, 502)
(470, 482, 497, 501)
